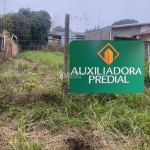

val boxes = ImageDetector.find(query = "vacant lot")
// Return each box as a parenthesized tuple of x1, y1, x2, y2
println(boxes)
(0, 51, 150, 150)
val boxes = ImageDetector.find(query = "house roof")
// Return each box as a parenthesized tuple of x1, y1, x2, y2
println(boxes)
(48, 31, 65, 36)
(112, 22, 150, 28)
(73, 32, 85, 37)
(49, 30, 85, 39)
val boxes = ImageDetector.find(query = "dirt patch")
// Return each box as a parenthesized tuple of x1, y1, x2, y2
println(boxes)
(65, 137, 94, 150)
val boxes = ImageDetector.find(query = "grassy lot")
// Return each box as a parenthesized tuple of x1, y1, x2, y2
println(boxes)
(0, 51, 150, 150)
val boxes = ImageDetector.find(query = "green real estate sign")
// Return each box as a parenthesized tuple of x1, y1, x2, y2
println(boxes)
(69, 40, 144, 93)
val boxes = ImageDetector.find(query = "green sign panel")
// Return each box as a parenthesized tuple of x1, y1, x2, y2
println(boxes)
(69, 40, 144, 93)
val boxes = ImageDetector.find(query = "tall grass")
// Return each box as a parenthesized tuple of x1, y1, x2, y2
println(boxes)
(0, 51, 150, 150)
(18, 51, 63, 65)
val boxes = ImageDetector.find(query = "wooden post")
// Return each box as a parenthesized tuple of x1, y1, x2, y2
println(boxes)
(63, 14, 69, 97)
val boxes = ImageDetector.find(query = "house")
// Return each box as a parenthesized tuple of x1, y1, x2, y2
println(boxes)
(111, 22, 150, 40)
(73, 32, 85, 40)
(85, 22, 150, 40)
(85, 22, 150, 61)
(48, 29, 76, 46)
(48, 31, 64, 46)
(133, 30, 150, 62)
(48, 30, 85, 46)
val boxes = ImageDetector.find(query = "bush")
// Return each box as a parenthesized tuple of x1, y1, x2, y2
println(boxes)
(47, 43, 64, 52)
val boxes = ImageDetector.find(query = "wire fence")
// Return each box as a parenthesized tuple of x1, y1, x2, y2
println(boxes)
(0, 7, 111, 51)
(51, 12, 111, 32)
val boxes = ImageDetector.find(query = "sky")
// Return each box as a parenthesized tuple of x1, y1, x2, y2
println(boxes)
(0, 0, 150, 31)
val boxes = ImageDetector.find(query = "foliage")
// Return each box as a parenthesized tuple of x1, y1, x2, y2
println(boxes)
(30, 10, 51, 47)
(3, 29, 11, 42)
(12, 8, 31, 48)
(112, 19, 139, 26)
(85, 25, 100, 33)
(0, 51, 150, 149)
(6, 12, 14, 34)
(0, 14, 5, 31)
(18, 51, 63, 65)
(8, 118, 42, 150)
(53, 25, 65, 32)
(0, 8, 51, 50)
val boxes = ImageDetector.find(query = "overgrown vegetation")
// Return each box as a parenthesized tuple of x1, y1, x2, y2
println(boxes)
(0, 8, 51, 50)
(0, 51, 150, 150)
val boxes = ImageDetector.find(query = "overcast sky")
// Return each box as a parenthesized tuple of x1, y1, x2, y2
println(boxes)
(0, 0, 150, 31)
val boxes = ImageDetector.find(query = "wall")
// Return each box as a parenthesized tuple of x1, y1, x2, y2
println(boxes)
(141, 25, 150, 32)
(61, 35, 65, 45)
(12, 41, 19, 56)
(0, 51, 5, 62)
(85, 26, 110, 40)
(111, 25, 150, 39)
(85, 25, 150, 40)
(69, 30, 76, 43)
(111, 26, 141, 39)
(0, 38, 19, 62)
(5, 41, 12, 60)
(138, 34, 150, 41)
(0, 36, 7, 61)
(144, 42, 150, 62)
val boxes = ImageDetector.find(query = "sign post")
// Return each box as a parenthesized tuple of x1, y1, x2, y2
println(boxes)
(63, 14, 69, 97)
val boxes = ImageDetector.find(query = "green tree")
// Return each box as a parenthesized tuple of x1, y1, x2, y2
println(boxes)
(112, 19, 139, 26)
(85, 26, 100, 33)
(53, 25, 65, 32)
(0, 14, 5, 31)
(6, 12, 14, 34)
(30, 10, 51, 49)
(0, 8, 51, 50)
(11, 9, 31, 48)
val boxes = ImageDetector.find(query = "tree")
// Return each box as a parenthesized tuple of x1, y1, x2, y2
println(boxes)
(112, 19, 139, 26)
(53, 25, 65, 32)
(0, 15, 4, 31)
(12, 9, 31, 48)
(30, 10, 51, 49)
(6, 12, 14, 34)
(85, 26, 100, 33)
(0, 8, 51, 50)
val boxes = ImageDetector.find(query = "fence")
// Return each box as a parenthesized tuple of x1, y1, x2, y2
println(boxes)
(0, 8, 111, 51)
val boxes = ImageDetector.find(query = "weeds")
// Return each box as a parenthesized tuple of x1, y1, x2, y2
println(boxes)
(8, 118, 42, 150)
(0, 51, 150, 150)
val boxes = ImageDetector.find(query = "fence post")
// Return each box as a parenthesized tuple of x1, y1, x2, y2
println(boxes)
(63, 14, 69, 98)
